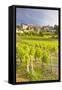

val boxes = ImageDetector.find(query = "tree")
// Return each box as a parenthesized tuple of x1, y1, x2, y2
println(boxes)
(16, 25, 21, 30)
(39, 31, 43, 36)
(54, 25, 58, 34)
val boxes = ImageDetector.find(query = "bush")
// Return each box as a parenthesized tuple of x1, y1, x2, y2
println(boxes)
(39, 31, 43, 36)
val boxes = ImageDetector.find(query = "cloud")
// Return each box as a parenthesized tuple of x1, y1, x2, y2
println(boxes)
(16, 8, 58, 26)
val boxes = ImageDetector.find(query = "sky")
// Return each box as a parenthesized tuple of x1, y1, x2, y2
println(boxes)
(16, 8, 58, 26)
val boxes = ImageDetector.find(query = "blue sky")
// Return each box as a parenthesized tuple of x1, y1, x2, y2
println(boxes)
(16, 8, 58, 26)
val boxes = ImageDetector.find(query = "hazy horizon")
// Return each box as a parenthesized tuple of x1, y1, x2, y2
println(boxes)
(16, 8, 58, 26)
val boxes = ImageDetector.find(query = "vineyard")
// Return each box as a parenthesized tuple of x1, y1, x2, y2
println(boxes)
(16, 31, 59, 82)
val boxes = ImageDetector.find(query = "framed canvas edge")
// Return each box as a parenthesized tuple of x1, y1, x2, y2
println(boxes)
(8, 5, 61, 85)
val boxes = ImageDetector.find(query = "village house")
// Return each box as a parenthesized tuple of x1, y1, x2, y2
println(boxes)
(21, 24, 28, 30)
(16, 24, 56, 34)
(42, 26, 55, 32)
